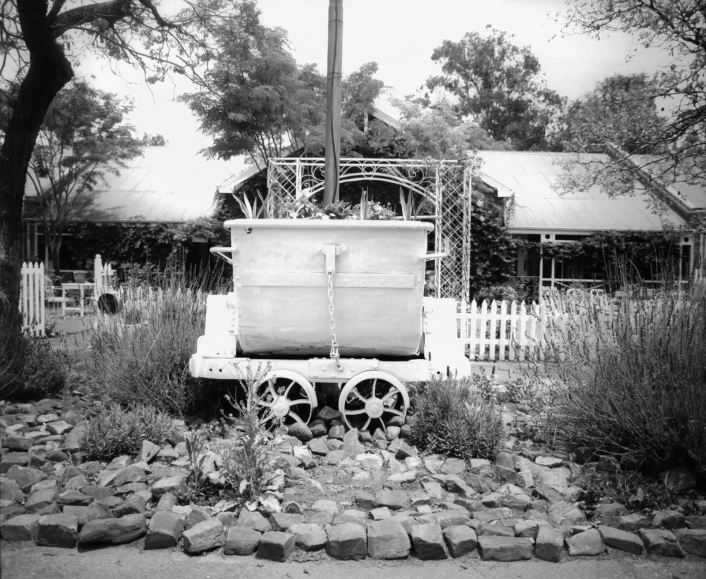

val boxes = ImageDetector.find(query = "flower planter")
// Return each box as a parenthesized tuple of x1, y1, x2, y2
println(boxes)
(219, 219, 434, 357)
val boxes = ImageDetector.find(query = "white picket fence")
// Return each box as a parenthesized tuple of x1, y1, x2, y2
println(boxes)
(20, 262, 45, 337)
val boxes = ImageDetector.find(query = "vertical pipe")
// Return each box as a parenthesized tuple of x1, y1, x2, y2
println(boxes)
(323, 0, 343, 207)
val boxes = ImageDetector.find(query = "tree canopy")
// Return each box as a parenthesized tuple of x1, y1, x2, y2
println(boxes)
(562, 0, 706, 187)
(426, 26, 564, 151)
(0, 0, 260, 337)
(27, 80, 143, 274)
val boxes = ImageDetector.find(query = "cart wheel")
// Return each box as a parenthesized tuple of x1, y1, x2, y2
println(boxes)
(338, 371, 409, 433)
(253, 370, 317, 427)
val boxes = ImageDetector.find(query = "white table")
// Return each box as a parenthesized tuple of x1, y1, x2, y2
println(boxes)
(61, 282, 95, 317)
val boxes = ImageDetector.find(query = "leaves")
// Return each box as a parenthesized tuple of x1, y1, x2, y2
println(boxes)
(426, 27, 564, 151)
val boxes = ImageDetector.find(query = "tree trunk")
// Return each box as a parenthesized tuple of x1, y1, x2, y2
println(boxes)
(0, 1, 74, 346)
(49, 234, 63, 278)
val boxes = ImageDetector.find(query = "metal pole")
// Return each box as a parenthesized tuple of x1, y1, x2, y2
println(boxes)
(323, 0, 343, 206)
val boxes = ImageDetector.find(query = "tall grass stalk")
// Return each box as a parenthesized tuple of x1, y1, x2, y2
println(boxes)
(91, 268, 229, 416)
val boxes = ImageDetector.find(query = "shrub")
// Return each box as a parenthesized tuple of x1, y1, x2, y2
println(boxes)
(528, 292, 706, 476)
(91, 277, 216, 415)
(80, 402, 172, 461)
(0, 335, 69, 401)
(410, 375, 504, 461)
(474, 285, 518, 303)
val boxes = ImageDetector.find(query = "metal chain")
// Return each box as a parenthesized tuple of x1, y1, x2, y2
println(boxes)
(327, 270, 343, 371)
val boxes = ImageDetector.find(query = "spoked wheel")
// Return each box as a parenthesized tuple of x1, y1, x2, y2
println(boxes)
(338, 371, 410, 433)
(252, 370, 317, 427)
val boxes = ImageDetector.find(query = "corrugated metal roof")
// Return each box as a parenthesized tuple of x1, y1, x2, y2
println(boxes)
(26, 146, 240, 222)
(476, 151, 689, 232)
(631, 154, 706, 210)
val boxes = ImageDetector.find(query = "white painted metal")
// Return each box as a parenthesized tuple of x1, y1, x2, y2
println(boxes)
(222, 219, 432, 357)
(337, 370, 410, 432)
(254, 370, 317, 425)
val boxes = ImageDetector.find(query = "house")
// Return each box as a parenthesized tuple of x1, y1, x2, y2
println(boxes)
(475, 151, 706, 296)
(22, 145, 240, 274)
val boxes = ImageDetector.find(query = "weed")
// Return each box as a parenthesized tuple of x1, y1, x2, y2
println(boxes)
(0, 336, 70, 401)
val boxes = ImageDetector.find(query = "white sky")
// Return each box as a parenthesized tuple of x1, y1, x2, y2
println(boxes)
(78, 0, 669, 153)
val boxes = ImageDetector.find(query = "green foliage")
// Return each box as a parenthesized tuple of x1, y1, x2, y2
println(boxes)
(184, 428, 212, 495)
(557, 73, 667, 154)
(526, 293, 706, 476)
(80, 403, 172, 461)
(427, 27, 564, 151)
(410, 375, 504, 461)
(91, 279, 214, 416)
(470, 198, 518, 298)
(562, 0, 705, 187)
(0, 336, 69, 401)
(216, 369, 280, 504)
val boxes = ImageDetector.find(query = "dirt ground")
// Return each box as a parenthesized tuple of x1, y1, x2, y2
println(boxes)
(2, 541, 705, 579)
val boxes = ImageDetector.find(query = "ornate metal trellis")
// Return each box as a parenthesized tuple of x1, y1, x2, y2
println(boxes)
(267, 157, 473, 302)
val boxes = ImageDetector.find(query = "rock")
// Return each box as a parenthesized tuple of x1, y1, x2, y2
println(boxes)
(328, 425, 345, 440)
(0, 514, 39, 541)
(79, 514, 146, 545)
(308, 421, 327, 437)
(35, 514, 78, 548)
(386, 426, 401, 441)
(151, 475, 187, 498)
(138, 440, 161, 463)
(548, 501, 585, 524)
(410, 523, 447, 560)
(387, 470, 417, 483)
(307, 437, 329, 456)
(224, 526, 261, 555)
(111, 465, 148, 488)
(471, 507, 513, 523)
(421, 481, 443, 500)
(598, 525, 643, 555)
(185, 507, 210, 530)
(155, 493, 177, 512)
(534, 525, 564, 562)
(535, 456, 563, 468)
(3, 436, 33, 451)
(441, 458, 466, 475)
(653, 509, 685, 530)
(237, 509, 271, 533)
(288, 422, 313, 443)
(393, 441, 416, 460)
(182, 519, 225, 554)
(567, 528, 603, 556)
(514, 519, 539, 539)
(639, 529, 685, 558)
(478, 536, 533, 561)
(270, 512, 305, 532)
(478, 522, 515, 537)
(61, 424, 85, 452)
(418, 511, 471, 529)
(5, 465, 46, 493)
(342, 428, 364, 456)
(112, 494, 146, 517)
(317, 406, 341, 423)
(594, 503, 627, 519)
(0, 476, 25, 502)
(65, 502, 112, 529)
(57, 490, 93, 507)
(258, 531, 295, 562)
(367, 520, 410, 559)
(533, 483, 564, 504)
(25, 488, 58, 513)
(375, 490, 408, 510)
(288, 523, 327, 551)
(324, 449, 346, 466)
(615, 513, 649, 532)
(326, 523, 367, 560)
(659, 467, 696, 493)
(443, 525, 476, 558)
(46, 421, 73, 436)
(311, 499, 338, 514)
(674, 529, 706, 558)
(369, 507, 391, 520)
(354, 491, 376, 510)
